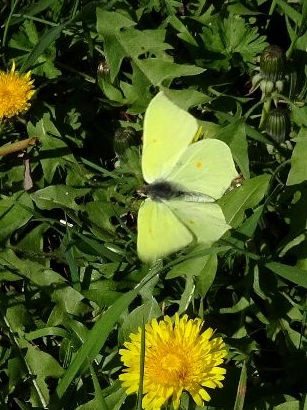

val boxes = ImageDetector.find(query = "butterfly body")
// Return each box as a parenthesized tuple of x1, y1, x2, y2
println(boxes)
(144, 180, 215, 203)
(137, 92, 238, 263)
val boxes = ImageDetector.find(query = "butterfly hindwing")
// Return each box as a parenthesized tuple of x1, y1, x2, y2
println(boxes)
(169, 200, 230, 248)
(137, 198, 193, 264)
(142, 92, 199, 184)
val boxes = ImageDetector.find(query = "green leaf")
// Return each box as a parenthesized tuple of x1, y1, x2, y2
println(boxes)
(265, 261, 307, 288)
(96, 8, 204, 102)
(119, 299, 161, 343)
(0, 192, 34, 244)
(27, 112, 80, 183)
(216, 119, 249, 178)
(300, 0, 307, 36)
(201, 15, 267, 69)
(97, 9, 168, 82)
(137, 58, 204, 86)
(286, 128, 307, 185)
(290, 105, 307, 127)
(274, 400, 301, 410)
(219, 174, 270, 228)
(166, 251, 217, 299)
(276, 0, 302, 26)
(25, 344, 64, 406)
(31, 185, 90, 211)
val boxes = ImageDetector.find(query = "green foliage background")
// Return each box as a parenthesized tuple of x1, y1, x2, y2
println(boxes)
(0, 0, 307, 409)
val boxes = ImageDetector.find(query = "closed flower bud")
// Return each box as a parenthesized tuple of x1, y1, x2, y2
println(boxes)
(97, 60, 111, 83)
(265, 108, 289, 143)
(113, 127, 138, 158)
(260, 45, 286, 82)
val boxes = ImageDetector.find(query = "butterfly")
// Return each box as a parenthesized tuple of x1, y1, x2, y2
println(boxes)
(137, 91, 238, 263)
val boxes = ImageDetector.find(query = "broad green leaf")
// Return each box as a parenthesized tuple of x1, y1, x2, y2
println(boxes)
(97, 8, 204, 98)
(290, 105, 307, 127)
(82, 280, 123, 308)
(27, 113, 80, 183)
(166, 252, 217, 302)
(48, 285, 88, 326)
(178, 275, 195, 313)
(300, 0, 307, 36)
(162, 88, 211, 111)
(0, 191, 34, 244)
(16, 223, 46, 254)
(168, 15, 198, 47)
(201, 15, 267, 70)
(286, 129, 307, 185)
(137, 58, 204, 86)
(219, 174, 270, 228)
(104, 383, 126, 410)
(3, 297, 63, 407)
(31, 185, 90, 211)
(0, 248, 68, 287)
(25, 344, 64, 407)
(97, 9, 168, 82)
(119, 298, 161, 343)
(265, 261, 307, 288)
(7, 357, 26, 394)
(274, 401, 301, 410)
(190, 254, 218, 299)
(216, 119, 249, 178)
(220, 297, 251, 314)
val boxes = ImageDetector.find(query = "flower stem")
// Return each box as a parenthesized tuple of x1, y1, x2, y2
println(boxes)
(0, 137, 37, 156)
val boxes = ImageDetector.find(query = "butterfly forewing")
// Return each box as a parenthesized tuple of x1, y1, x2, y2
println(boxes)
(142, 92, 198, 184)
(167, 139, 238, 200)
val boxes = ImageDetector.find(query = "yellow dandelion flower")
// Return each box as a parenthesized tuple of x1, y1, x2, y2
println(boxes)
(119, 314, 227, 410)
(0, 61, 35, 120)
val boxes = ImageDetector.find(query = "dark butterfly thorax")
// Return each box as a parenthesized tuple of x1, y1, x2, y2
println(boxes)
(143, 180, 185, 201)
(142, 180, 215, 203)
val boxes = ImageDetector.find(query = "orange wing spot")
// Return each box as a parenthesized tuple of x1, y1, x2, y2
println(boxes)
(195, 161, 203, 168)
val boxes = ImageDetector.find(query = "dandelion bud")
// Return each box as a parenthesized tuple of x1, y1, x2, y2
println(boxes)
(265, 108, 289, 143)
(113, 127, 138, 159)
(260, 45, 286, 82)
(97, 60, 111, 83)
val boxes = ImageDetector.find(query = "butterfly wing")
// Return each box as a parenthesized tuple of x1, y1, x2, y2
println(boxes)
(137, 198, 193, 263)
(169, 200, 230, 247)
(167, 139, 237, 199)
(142, 92, 199, 183)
